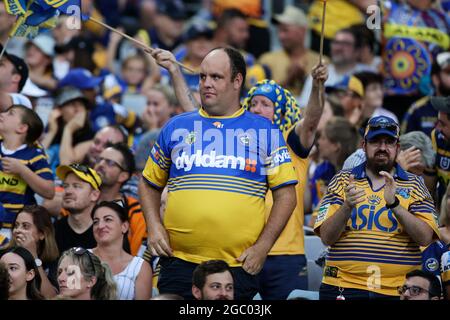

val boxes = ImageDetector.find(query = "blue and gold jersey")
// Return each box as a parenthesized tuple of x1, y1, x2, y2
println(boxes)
(401, 96, 437, 137)
(0, 141, 53, 228)
(142, 108, 298, 265)
(314, 162, 439, 296)
(431, 128, 450, 203)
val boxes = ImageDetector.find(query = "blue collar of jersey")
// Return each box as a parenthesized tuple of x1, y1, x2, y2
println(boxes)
(351, 161, 409, 180)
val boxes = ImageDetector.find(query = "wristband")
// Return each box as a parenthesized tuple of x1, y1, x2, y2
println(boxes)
(386, 196, 400, 209)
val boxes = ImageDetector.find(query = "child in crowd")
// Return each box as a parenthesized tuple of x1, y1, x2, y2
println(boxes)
(0, 105, 54, 242)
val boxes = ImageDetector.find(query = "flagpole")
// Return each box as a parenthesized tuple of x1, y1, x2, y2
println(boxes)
(0, 37, 10, 60)
(88, 16, 196, 74)
(319, 0, 327, 65)
(318, 0, 327, 111)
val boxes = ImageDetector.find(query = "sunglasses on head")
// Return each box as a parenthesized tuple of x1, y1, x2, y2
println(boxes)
(71, 247, 96, 273)
(368, 122, 399, 132)
(70, 164, 100, 189)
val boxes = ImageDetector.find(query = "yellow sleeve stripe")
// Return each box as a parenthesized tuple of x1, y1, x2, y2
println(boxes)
(29, 154, 47, 164)
(35, 168, 53, 175)
(154, 143, 170, 161)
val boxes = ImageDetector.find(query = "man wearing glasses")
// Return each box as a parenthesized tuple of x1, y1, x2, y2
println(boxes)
(54, 164, 102, 253)
(314, 115, 439, 299)
(399, 270, 442, 300)
(94, 143, 148, 258)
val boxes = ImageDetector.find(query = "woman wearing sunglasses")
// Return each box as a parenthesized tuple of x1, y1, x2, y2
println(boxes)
(57, 247, 117, 300)
(90, 201, 152, 300)
(0, 246, 44, 300)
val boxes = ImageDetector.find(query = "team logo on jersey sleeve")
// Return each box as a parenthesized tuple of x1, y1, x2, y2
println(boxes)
(395, 187, 410, 199)
(425, 258, 439, 272)
(440, 156, 450, 170)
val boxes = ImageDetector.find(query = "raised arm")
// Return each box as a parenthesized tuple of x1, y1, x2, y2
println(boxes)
(145, 48, 198, 112)
(296, 64, 328, 150)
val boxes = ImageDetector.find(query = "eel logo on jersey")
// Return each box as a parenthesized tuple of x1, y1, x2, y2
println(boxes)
(425, 258, 439, 272)
(396, 187, 410, 199)
(440, 156, 450, 170)
(185, 132, 196, 145)
(238, 133, 251, 146)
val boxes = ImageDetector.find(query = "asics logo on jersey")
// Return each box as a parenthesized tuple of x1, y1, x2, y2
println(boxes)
(175, 151, 256, 172)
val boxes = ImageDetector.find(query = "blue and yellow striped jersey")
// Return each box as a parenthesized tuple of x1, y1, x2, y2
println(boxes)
(432, 128, 450, 203)
(142, 108, 298, 265)
(314, 162, 439, 296)
(0, 141, 54, 228)
(400, 96, 437, 137)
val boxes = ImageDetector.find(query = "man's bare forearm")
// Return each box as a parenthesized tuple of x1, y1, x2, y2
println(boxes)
(319, 203, 353, 246)
(391, 205, 434, 246)
(254, 185, 296, 252)
(138, 177, 163, 233)
(170, 67, 198, 112)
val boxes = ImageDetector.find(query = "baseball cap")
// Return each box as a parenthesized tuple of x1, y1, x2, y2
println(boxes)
(55, 86, 89, 108)
(325, 75, 364, 97)
(431, 96, 450, 113)
(156, 0, 187, 20)
(58, 68, 104, 90)
(182, 23, 214, 42)
(272, 5, 308, 27)
(437, 52, 450, 70)
(26, 34, 55, 56)
(364, 116, 400, 141)
(0, 44, 29, 92)
(56, 164, 102, 190)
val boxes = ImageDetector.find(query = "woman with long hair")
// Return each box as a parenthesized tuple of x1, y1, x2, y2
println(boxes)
(9, 205, 59, 298)
(57, 247, 117, 300)
(91, 200, 152, 300)
(0, 246, 44, 300)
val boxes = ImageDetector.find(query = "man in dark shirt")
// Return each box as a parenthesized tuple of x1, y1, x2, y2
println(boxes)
(53, 164, 102, 253)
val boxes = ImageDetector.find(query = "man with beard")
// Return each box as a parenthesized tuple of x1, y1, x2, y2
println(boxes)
(314, 115, 439, 299)
(430, 96, 450, 207)
(94, 143, 147, 257)
(192, 260, 234, 300)
(53, 164, 101, 253)
(402, 52, 450, 137)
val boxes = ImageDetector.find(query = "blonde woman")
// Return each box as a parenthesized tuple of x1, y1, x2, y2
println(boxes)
(57, 247, 117, 300)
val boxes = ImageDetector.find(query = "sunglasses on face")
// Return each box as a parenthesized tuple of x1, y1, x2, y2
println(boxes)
(99, 157, 126, 171)
(397, 285, 430, 296)
(70, 164, 100, 189)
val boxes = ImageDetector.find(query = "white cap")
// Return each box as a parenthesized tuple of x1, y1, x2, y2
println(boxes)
(27, 34, 55, 57)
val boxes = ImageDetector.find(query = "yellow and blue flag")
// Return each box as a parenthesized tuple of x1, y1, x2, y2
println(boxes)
(3, 0, 84, 38)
